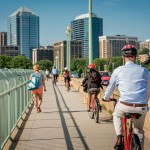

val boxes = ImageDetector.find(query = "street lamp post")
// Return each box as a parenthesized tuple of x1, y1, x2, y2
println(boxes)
(57, 51, 59, 70)
(66, 26, 71, 71)
(55, 56, 58, 69)
(61, 43, 63, 74)
(89, 0, 93, 64)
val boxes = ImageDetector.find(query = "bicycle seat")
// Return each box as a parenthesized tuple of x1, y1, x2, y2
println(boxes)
(89, 88, 100, 93)
(124, 113, 141, 119)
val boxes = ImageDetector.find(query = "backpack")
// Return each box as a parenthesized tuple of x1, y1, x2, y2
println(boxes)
(88, 71, 99, 83)
(27, 73, 39, 90)
(82, 80, 88, 93)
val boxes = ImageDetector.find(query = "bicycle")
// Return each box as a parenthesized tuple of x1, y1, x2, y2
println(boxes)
(106, 98, 141, 150)
(65, 78, 70, 92)
(88, 88, 101, 123)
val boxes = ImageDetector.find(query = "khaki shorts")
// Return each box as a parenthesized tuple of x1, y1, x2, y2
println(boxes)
(32, 86, 43, 95)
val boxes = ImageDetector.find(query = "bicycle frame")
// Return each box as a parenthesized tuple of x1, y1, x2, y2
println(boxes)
(122, 115, 140, 150)
(66, 79, 70, 91)
(91, 93, 99, 110)
(104, 99, 141, 150)
(122, 117, 131, 150)
(88, 91, 101, 123)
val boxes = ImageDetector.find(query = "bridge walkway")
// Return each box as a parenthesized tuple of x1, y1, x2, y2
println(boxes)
(3, 79, 150, 150)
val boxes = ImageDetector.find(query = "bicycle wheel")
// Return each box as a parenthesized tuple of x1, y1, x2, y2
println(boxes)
(87, 101, 94, 119)
(131, 134, 141, 150)
(88, 109, 94, 119)
(94, 98, 100, 123)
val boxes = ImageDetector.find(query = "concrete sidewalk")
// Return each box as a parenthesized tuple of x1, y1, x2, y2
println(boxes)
(3, 79, 150, 150)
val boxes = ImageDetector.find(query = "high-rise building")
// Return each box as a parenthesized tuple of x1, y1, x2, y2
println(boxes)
(71, 13, 103, 59)
(32, 46, 53, 64)
(99, 35, 138, 58)
(7, 6, 39, 59)
(0, 32, 7, 46)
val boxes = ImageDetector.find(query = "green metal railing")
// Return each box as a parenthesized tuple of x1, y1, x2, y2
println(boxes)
(0, 69, 33, 150)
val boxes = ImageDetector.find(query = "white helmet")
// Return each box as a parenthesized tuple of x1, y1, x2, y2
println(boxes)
(64, 67, 68, 70)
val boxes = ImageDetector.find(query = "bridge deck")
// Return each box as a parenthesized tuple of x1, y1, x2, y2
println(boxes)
(3, 79, 150, 150)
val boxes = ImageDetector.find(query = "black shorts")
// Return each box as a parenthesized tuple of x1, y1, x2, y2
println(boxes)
(53, 75, 58, 79)
(64, 77, 70, 83)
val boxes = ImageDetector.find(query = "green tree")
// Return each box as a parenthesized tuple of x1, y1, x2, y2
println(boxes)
(37, 59, 53, 71)
(0, 55, 12, 68)
(94, 58, 106, 71)
(70, 58, 88, 77)
(138, 48, 149, 55)
(11, 55, 32, 69)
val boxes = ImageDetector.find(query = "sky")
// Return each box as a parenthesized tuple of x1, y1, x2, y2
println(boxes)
(0, 0, 150, 46)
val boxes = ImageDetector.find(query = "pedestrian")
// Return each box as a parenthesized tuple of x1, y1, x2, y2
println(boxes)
(30, 64, 46, 113)
(102, 45, 150, 150)
(45, 69, 50, 81)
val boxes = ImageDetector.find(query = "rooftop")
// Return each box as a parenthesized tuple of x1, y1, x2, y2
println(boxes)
(10, 6, 38, 17)
(74, 13, 97, 20)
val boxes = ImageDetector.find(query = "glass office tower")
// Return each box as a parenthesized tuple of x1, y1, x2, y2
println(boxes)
(71, 13, 103, 59)
(7, 7, 39, 59)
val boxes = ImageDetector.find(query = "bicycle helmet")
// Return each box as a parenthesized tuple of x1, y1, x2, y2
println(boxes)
(64, 67, 68, 70)
(121, 45, 137, 57)
(88, 63, 96, 69)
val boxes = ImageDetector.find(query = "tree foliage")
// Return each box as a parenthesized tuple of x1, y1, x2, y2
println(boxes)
(37, 59, 53, 71)
(0, 55, 12, 68)
(11, 55, 32, 69)
(138, 48, 149, 55)
(70, 58, 88, 76)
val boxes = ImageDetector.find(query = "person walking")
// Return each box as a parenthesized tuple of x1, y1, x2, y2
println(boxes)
(45, 69, 50, 81)
(30, 64, 46, 113)
(102, 45, 150, 150)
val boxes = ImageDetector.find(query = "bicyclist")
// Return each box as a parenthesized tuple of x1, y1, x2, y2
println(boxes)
(51, 66, 59, 82)
(63, 67, 71, 88)
(82, 63, 103, 111)
(102, 45, 150, 150)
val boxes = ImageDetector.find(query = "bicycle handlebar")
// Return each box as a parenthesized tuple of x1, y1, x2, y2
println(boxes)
(109, 98, 117, 103)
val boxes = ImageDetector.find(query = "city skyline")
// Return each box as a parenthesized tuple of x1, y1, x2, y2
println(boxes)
(0, 0, 150, 46)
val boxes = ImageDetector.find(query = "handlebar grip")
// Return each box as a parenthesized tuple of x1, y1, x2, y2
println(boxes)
(109, 98, 117, 102)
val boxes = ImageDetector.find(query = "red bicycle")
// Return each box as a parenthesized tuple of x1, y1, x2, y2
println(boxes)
(88, 88, 101, 123)
(105, 98, 141, 150)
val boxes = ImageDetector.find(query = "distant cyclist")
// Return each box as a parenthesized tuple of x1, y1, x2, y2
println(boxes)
(63, 67, 71, 88)
(82, 63, 103, 111)
(51, 66, 59, 83)
(102, 45, 150, 150)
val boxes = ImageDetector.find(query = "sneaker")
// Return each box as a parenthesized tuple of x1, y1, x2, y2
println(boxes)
(114, 135, 123, 150)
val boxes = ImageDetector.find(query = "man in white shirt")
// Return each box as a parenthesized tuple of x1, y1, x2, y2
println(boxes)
(103, 45, 150, 150)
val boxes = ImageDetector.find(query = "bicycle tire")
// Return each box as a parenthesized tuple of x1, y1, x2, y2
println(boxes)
(131, 134, 141, 150)
(87, 102, 94, 119)
(94, 105, 99, 123)
(89, 111, 94, 119)
(94, 98, 100, 123)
